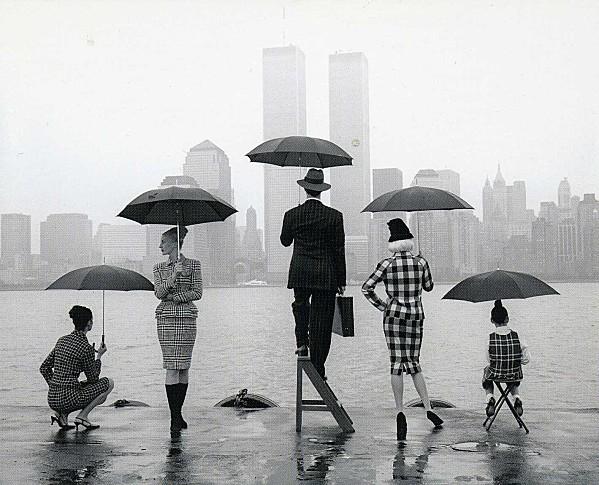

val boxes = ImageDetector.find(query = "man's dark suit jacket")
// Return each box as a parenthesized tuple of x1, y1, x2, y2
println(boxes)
(280, 199, 346, 290)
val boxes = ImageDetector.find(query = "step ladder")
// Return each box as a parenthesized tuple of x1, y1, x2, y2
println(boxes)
(295, 356, 354, 433)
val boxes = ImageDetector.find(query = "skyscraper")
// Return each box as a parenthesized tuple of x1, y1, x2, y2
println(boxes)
(370, 168, 403, 267)
(577, 193, 599, 277)
(482, 166, 531, 269)
(329, 52, 370, 278)
(183, 140, 235, 285)
(40, 214, 93, 277)
(262, 45, 307, 283)
(1, 213, 31, 269)
(411, 169, 462, 279)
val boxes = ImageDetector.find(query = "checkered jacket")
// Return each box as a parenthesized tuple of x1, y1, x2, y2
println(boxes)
(154, 255, 203, 318)
(487, 330, 523, 381)
(362, 251, 434, 319)
(280, 199, 346, 290)
(40, 330, 101, 387)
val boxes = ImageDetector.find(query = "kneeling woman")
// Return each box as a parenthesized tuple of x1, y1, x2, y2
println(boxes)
(362, 218, 443, 441)
(153, 226, 203, 432)
(40, 305, 114, 430)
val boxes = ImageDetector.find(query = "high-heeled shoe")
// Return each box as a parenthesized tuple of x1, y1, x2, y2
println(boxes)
(427, 410, 444, 429)
(51, 414, 75, 430)
(74, 417, 100, 431)
(396, 412, 407, 441)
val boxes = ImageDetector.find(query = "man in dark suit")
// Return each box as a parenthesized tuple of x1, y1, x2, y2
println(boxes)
(280, 168, 346, 378)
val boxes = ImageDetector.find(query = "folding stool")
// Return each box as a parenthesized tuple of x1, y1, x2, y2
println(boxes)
(483, 380, 529, 433)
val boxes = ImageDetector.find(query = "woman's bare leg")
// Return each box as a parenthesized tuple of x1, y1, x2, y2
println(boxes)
(391, 374, 404, 412)
(411, 372, 432, 412)
(77, 378, 114, 421)
(179, 369, 189, 384)
(165, 369, 179, 384)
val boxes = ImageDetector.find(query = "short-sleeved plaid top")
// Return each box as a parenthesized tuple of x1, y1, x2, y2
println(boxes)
(153, 255, 203, 318)
(362, 251, 434, 320)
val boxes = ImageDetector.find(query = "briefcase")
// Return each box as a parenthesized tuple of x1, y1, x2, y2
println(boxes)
(332, 296, 354, 337)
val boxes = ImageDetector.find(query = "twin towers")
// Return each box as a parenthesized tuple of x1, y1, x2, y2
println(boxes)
(262, 46, 371, 283)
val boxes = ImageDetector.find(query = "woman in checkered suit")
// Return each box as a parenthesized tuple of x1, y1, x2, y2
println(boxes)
(40, 305, 114, 430)
(153, 226, 203, 433)
(362, 218, 443, 440)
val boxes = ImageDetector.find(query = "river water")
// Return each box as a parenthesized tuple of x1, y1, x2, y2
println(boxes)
(1, 283, 597, 409)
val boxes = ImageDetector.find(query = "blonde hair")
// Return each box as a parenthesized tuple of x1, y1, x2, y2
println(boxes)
(388, 239, 414, 253)
(163, 226, 188, 247)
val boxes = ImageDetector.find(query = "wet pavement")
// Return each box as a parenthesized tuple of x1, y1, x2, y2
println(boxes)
(1, 405, 597, 484)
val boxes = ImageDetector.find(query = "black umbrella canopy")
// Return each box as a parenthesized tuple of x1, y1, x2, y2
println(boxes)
(442, 270, 559, 303)
(246, 136, 353, 168)
(363, 186, 474, 213)
(46, 265, 154, 291)
(117, 186, 237, 225)
(46, 265, 154, 344)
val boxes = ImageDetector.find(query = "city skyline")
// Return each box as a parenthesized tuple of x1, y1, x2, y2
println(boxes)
(1, 168, 597, 286)
(3, 2, 599, 253)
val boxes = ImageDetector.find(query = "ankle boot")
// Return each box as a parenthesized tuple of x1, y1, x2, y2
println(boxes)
(176, 383, 188, 429)
(396, 412, 407, 441)
(165, 384, 181, 432)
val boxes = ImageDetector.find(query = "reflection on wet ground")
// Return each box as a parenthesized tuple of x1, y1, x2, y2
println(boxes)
(34, 428, 111, 484)
(295, 433, 351, 481)
(3, 406, 598, 484)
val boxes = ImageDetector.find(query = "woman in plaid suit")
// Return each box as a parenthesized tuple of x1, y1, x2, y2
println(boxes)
(153, 226, 202, 433)
(362, 218, 443, 440)
(40, 305, 114, 430)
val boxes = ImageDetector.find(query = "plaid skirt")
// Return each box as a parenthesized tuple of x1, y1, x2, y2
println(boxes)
(48, 378, 111, 414)
(383, 316, 423, 375)
(157, 317, 197, 369)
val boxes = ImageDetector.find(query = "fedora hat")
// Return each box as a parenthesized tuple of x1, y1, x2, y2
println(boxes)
(297, 168, 331, 192)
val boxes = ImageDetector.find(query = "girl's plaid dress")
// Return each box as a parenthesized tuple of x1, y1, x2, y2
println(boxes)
(362, 251, 434, 375)
(153, 255, 203, 370)
(40, 330, 111, 413)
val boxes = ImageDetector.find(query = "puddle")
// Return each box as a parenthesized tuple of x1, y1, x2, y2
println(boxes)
(451, 441, 540, 455)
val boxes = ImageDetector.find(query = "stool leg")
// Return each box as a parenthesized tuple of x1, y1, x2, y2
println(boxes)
(296, 359, 303, 433)
(485, 383, 511, 432)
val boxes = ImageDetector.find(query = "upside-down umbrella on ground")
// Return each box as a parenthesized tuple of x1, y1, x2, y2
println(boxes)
(117, 185, 237, 257)
(362, 185, 474, 251)
(246, 135, 352, 203)
(46, 265, 154, 344)
(442, 269, 559, 303)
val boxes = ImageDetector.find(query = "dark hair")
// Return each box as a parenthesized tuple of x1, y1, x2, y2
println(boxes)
(304, 188, 321, 198)
(69, 305, 93, 331)
(491, 300, 508, 324)
(163, 226, 188, 247)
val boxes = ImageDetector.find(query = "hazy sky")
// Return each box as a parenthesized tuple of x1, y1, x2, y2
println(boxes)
(2, 0, 599, 251)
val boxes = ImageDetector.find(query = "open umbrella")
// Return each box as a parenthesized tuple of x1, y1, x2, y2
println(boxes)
(46, 265, 154, 344)
(362, 185, 474, 251)
(117, 185, 237, 257)
(246, 135, 352, 203)
(246, 136, 352, 168)
(442, 269, 559, 303)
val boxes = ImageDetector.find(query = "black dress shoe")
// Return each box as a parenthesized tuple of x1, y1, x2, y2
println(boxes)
(513, 398, 523, 416)
(486, 397, 496, 417)
(427, 410, 444, 428)
(396, 412, 407, 441)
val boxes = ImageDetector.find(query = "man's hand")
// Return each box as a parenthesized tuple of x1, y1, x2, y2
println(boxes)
(336, 286, 346, 295)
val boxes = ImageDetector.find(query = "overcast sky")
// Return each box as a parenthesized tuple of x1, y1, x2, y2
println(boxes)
(2, 0, 598, 251)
